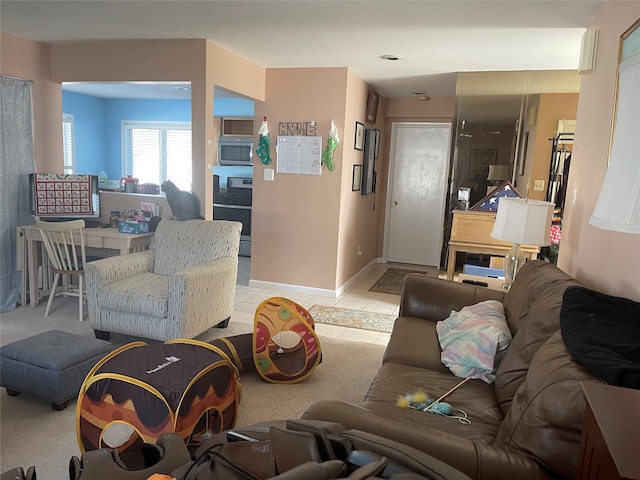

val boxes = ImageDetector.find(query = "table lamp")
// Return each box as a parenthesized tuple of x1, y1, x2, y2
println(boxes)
(490, 197, 555, 291)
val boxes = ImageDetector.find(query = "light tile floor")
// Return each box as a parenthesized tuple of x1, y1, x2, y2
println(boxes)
(233, 257, 442, 347)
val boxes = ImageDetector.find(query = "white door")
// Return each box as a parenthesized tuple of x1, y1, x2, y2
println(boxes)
(385, 122, 451, 266)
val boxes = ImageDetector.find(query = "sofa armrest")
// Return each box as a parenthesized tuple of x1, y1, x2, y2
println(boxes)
(400, 273, 505, 321)
(168, 256, 238, 338)
(303, 400, 551, 480)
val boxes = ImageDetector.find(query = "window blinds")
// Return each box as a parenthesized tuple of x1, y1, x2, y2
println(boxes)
(62, 114, 74, 174)
(122, 121, 192, 191)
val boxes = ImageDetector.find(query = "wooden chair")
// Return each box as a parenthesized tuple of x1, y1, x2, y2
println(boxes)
(35, 218, 87, 321)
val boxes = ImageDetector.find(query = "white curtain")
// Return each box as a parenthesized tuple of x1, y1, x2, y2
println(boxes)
(590, 28, 640, 234)
(1, 75, 35, 312)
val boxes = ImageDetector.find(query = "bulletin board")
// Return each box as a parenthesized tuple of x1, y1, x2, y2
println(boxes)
(276, 136, 323, 175)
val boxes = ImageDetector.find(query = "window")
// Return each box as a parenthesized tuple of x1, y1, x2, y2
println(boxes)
(62, 114, 75, 174)
(122, 121, 192, 191)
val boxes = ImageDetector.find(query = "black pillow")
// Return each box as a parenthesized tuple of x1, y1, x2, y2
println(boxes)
(560, 286, 640, 389)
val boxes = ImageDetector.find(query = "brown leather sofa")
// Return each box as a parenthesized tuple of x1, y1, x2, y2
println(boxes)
(303, 260, 605, 480)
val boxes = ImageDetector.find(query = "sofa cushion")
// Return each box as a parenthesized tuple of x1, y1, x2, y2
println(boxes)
(494, 330, 602, 479)
(383, 316, 450, 373)
(98, 272, 169, 317)
(436, 300, 511, 383)
(495, 264, 581, 413)
(502, 260, 577, 335)
(364, 362, 504, 443)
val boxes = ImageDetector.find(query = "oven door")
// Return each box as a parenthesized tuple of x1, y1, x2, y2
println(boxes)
(213, 204, 251, 256)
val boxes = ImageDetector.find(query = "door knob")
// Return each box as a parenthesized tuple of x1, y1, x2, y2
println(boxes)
(393, 201, 398, 206)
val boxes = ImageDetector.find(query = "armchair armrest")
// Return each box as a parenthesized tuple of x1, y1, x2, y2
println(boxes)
(85, 250, 155, 291)
(400, 273, 504, 322)
(167, 256, 238, 338)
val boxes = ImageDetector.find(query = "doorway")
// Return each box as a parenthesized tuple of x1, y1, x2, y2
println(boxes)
(384, 122, 452, 266)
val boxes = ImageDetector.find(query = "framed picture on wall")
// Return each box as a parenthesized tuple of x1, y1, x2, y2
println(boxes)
(352, 165, 362, 191)
(354, 122, 365, 150)
(469, 149, 497, 181)
(361, 129, 376, 195)
(366, 89, 380, 124)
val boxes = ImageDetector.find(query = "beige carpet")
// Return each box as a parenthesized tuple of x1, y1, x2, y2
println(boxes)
(369, 268, 427, 295)
(309, 305, 396, 333)
(0, 297, 385, 479)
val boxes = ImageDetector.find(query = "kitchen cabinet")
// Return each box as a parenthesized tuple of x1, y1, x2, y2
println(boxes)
(220, 117, 253, 137)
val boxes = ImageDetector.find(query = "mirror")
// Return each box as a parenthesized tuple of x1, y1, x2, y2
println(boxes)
(451, 70, 581, 207)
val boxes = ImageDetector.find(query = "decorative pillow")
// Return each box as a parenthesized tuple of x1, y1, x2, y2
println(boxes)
(436, 300, 512, 383)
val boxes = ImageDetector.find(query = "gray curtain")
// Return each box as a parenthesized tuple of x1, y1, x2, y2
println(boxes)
(1, 75, 35, 312)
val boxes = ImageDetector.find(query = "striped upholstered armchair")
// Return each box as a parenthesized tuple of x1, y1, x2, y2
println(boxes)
(85, 219, 242, 342)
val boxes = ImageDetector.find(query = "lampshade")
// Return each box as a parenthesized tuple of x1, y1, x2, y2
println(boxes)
(487, 165, 509, 181)
(491, 198, 555, 246)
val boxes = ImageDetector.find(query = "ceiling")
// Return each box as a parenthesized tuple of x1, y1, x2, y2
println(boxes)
(1, 0, 606, 99)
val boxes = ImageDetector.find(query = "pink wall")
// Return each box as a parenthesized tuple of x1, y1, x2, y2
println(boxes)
(336, 70, 385, 287)
(253, 68, 358, 291)
(559, 2, 640, 302)
(1, 33, 63, 172)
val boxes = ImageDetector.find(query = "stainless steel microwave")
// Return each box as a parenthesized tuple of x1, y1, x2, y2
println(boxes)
(218, 136, 253, 166)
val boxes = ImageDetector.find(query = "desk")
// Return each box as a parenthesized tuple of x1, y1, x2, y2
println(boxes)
(447, 210, 539, 281)
(18, 225, 154, 307)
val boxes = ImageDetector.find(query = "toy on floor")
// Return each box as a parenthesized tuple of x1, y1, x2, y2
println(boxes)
(76, 339, 241, 457)
(396, 390, 471, 424)
(253, 297, 322, 384)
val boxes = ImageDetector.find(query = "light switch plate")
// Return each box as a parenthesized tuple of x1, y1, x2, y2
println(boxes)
(264, 168, 274, 181)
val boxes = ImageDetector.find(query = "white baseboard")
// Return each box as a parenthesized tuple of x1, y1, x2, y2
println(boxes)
(335, 258, 379, 297)
(248, 258, 381, 299)
(248, 278, 337, 298)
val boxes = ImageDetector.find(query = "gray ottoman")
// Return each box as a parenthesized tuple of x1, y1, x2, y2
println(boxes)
(0, 330, 112, 410)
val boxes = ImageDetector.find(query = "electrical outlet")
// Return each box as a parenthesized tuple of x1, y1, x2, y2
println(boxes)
(264, 169, 274, 181)
(357, 246, 362, 259)
(533, 180, 545, 191)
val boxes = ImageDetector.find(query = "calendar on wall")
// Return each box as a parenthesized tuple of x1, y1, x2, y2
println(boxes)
(276, 136, 323, 175)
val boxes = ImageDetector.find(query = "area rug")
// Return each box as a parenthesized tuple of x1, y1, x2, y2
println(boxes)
(369, 268, 426, 295)
(309, 305, 396, 333)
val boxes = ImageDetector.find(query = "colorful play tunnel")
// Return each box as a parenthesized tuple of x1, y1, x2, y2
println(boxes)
(253, 297, 322, 383)
(76, 339, 241, 456)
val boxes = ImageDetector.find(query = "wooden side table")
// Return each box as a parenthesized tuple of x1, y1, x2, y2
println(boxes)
(446, 210, 539, 280)
(576, 382, 640, 480)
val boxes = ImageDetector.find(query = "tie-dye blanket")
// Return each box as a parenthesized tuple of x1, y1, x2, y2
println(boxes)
(436, 300, 512, 384)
